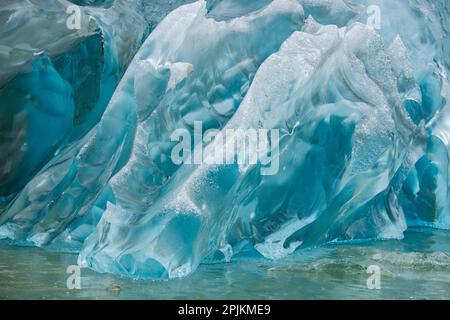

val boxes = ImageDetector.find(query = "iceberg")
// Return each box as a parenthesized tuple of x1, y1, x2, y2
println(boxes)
(0, 0, 192, 247)
(0, 0, 449, 279)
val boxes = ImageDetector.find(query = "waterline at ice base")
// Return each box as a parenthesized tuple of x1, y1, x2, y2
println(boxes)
(0, 0, 449, 281)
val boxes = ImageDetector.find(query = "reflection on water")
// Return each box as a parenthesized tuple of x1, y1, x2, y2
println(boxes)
(0, 228, 449, 300)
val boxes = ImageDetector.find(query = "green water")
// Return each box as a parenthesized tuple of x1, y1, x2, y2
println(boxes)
(0, 228, 449, 300)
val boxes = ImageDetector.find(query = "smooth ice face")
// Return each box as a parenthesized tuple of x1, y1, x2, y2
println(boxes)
(1, 0, 450, 280)
(0, 0, 193, 246)
(0, 0, 193, 204)
(0, 0, 153, 200)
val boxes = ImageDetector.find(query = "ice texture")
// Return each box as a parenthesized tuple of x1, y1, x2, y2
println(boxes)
(0, 0, 449, 279)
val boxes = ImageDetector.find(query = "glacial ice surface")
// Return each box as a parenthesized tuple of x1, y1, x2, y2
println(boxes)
(0, 0, 449, 279)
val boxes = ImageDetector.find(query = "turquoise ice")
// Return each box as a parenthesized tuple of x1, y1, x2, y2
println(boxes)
(0, 0, 449, 279)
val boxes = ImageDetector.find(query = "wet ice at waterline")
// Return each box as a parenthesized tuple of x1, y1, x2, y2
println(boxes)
(0, 0, 449, 281)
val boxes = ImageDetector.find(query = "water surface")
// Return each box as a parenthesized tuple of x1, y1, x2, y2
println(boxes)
(0, 228, 449, 300)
